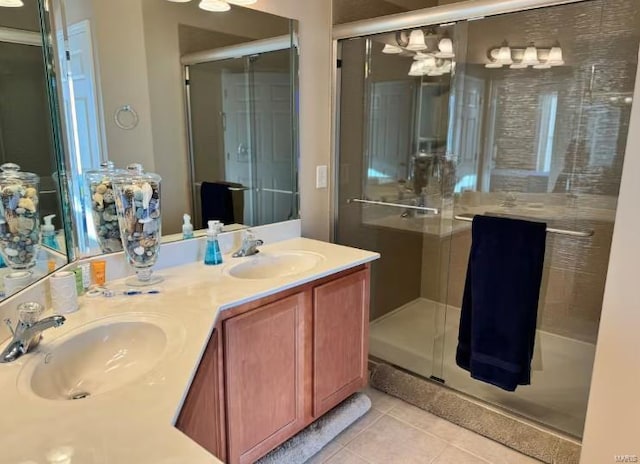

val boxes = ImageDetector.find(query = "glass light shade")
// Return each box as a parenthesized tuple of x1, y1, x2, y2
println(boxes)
(0, 0, 24, 6)
(521, 46, 540, 66)
(548, 46, 564, 66)
(199, 0, 230, 11)
(406, 30, 427, 51)
(510, 63, 529, 69)
(226, 0, 257, 4)
(485, 62, 504, 69)
(435, 38, 455, 58)
(382, 44, 403, 54)
(413, 52, 430, 60)
(408, 61, 424, 76)
(533, 63, 552, 69)
(497, 46, 513, 65)
(421, 56, 437, 68)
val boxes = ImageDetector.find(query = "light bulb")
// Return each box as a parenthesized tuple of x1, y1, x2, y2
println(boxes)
(406, 30, 427, 51)
(199, 0, 230, 11)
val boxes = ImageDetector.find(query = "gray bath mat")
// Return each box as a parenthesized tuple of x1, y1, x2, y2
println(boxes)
(257, 392, 371, 464)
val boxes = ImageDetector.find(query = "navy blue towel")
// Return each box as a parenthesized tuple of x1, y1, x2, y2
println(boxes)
(200, 181, 235, 226)
(456, 215, 547, 392)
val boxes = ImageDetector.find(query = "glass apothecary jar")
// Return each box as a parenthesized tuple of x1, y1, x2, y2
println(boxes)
(0, 163, 40, 270)
(86, 161, 127, 253)
(112, 164, 163, 286)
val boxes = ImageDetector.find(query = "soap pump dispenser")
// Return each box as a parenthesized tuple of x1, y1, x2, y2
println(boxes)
(41, 215, 60, 251)
(182, 214, 194, 239)
(204, 220, 223, 266)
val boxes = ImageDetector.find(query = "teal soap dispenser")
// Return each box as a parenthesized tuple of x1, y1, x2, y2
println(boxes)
(204, 220, 223, 266)
(41, 214, 60, 251)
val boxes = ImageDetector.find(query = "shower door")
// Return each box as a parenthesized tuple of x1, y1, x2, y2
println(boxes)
(433, 0, 639, 439)
(335, 0, 639, 440)
(336, 23, 463, 381)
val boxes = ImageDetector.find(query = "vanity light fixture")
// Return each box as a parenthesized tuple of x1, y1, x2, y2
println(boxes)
(487, 42, 563, 69)
(0, 0, 24, 6)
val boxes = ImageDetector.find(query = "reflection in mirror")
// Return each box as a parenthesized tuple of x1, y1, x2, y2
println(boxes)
(185, 44, 297, 230)
(51, 0, 299, 258)
(0, 1, 69, 300)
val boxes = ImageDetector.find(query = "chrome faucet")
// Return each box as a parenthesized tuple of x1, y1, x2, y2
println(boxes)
(232, 230, 264, 257)
(1, 302, 65, 363)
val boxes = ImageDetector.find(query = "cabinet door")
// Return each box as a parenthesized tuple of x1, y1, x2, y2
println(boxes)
(313, 268, 370, 417)
(176, 327, 226, 461)
(224, 292, 310, 464)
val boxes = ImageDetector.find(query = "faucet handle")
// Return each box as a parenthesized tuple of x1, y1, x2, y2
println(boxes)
(244, 229, 255, 241)
(18, 302, 44, 325)
(3, 318, 15, 336)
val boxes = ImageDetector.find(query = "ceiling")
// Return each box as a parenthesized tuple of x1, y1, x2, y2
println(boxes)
(0, 0, 40, 32)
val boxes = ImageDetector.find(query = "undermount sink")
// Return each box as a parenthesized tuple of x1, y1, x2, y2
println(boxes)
(225, 251, 324, 280)
(18, 314, 184, 401)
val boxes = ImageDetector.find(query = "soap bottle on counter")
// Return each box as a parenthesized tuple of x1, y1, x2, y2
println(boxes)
(204, 220, 223, 266)
(41, 215, 60, 251)
(182, 214, 194, 239)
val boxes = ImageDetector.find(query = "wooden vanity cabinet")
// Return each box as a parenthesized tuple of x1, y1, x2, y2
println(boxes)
(313, 269, 369, 417)
(177, 265, 370, 464)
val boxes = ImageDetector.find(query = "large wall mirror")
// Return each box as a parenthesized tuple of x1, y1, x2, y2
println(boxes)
(49, 0, 299, 258)
(0, 1, 70, 301)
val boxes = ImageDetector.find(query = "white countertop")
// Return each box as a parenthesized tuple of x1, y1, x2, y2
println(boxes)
(0, 238, 379, 464)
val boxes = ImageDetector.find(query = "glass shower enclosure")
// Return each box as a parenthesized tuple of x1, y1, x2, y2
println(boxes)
(335, 0, 639, 439)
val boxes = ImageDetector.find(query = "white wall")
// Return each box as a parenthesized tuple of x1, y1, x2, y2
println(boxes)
(580, 52, 640, 462)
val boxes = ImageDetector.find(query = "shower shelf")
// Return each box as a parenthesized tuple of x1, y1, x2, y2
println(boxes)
(347, 198, 440, 214)
(454, 214, 594, 238)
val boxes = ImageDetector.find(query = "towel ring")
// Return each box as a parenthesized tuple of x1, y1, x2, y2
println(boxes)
(114, 105, 139, 130)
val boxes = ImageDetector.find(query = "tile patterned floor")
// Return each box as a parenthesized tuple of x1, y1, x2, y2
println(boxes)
(307, 387, 543, 464)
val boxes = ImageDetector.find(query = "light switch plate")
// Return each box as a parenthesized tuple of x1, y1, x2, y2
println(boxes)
(316, 165, 328, 189)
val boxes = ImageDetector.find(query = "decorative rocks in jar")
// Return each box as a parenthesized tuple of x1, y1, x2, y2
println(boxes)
(0, 163, 40, 270)
(112, 163, 163, 286)
(86, 161, 127, 253)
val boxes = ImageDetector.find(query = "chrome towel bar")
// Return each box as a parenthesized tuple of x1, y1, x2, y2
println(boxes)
(454, 214, 594, 238)
(347, 198, 440, 214)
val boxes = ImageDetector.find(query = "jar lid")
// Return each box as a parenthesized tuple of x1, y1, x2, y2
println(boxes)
(85, 160, 127, 180)
(113, 163, 161, 184)
(0, 163, 39, 184)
